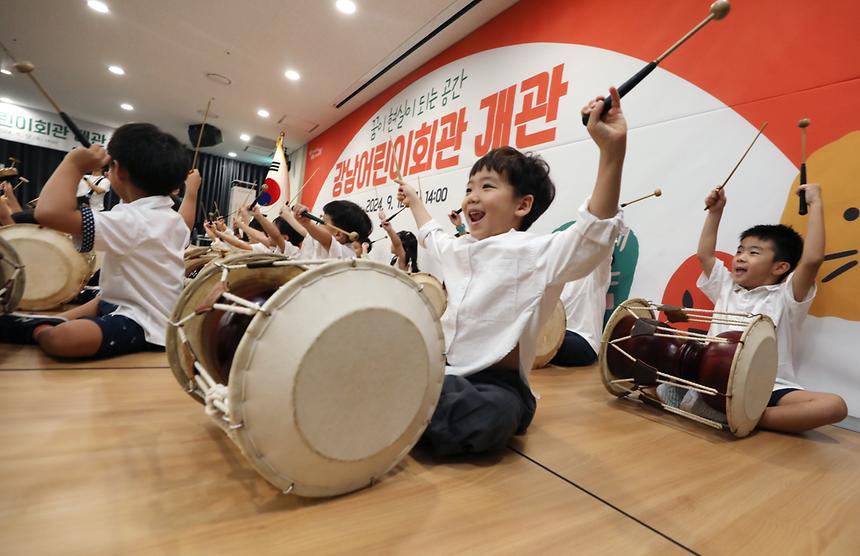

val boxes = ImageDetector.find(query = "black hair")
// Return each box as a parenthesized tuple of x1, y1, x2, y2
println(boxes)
(274, 216, 304, 247)
(391, 230, 419, 272)
(739, 224, 804, 278)
(248, 217, 264, 232)
(107, 123, 188, 196)
(468, 146, 555, 231)
(323, 200, 373, 244)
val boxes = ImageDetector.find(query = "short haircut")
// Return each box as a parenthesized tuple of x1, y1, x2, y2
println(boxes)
(107, 123, 188, 196)
(323, 200, 373, 243)
(469, 146, 556, 231)
(394, 230, 419, 272)
(273, 216, 304, 247)
(739, 224, 804, 276)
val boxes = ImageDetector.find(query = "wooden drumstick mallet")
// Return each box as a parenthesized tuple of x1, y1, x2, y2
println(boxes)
(12, 177, 29, 191)
(13, 61, 91, 147)
(247, 184, 269, 210)
(300, 210, 359, 242)
(582, 0, 731, 125)
(190, 97, 214, 172)
(705, 121, 768, 210)
(798, 118, 810, 215)
(621, 188, 662, 208)
(288, 167, 319, 207)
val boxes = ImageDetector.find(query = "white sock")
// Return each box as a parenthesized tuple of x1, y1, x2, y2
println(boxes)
(680, 390, 728, 424)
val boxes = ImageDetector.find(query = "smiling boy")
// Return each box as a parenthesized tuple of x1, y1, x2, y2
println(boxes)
(662, 184, 847, 432)
(396, 88, 627, 456)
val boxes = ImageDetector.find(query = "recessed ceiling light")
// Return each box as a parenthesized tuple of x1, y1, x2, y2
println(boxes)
(227, 152, 237, 158)
(0, 69, 11, 75)
(257, 109, 270, 118)
(284, 69, 301, 81)
(0, 97, 12, 104)
(87, 1, 110, 14)
(335, 0, 357, 15)
(120, 103, 134, 111)
(239, 133, 251, 141)
(108, 65, 125, 75)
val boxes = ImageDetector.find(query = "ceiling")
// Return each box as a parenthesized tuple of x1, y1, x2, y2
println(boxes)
(0, 0, 518, 165)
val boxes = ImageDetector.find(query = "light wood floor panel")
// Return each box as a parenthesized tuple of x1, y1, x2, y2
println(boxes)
(516, 365, 860, 555)
(0, 367, 686, 555)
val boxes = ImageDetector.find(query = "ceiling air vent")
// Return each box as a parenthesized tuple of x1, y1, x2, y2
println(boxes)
(243, 135, 277, 156)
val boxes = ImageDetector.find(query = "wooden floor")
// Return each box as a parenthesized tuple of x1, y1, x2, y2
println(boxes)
(1, 347, 858, 555)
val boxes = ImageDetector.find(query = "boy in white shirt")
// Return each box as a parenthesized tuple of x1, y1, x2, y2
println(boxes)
(0, 123, 189, 359)
(292, 199, 372, 259)
(552, 254, 612, 366)
(76, 166, 111, 211)
(659, 184, 847, 432)
(396, 88, 627, 456)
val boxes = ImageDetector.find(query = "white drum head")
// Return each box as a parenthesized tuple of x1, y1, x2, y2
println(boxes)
(599, 298, 656, 397)
(0, 234, 25, 313)
(0, 224, 90, 310)
(166, 252, 297, 402)
(228, 259, 445, 497)
(533, 300, 566, 369)
(408, 272, 446, 319)
(725, 315, 777, 437)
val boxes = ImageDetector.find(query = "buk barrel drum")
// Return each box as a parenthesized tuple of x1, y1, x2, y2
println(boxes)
(407, 272, 446, 320)
(599, 298, 777, 437)
(166, 257, 445, 497)
(0, 224, 93, 310)
(0, 234, 25, 313)
(533, 300, 566, 369)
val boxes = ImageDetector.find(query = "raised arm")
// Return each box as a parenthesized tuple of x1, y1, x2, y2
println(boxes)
(379, 208, 406, 270)
(395, 177, 431, 229)
(293, 203, 334, 250)
(280, 204, 307, 237)
(36, 145, 110, 234)
(251, 205, 285, 253)
(582, 87, 626, 219)
(698, 187, 726, 278)
(178, 169, 201, 230)
(792, 183, 824, 302)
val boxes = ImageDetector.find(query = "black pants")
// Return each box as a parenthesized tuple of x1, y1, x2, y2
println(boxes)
(419, 368, 536, 457)
(549, 330, 597, 367)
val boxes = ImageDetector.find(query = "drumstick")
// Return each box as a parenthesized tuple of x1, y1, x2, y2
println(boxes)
(581, 0, 731, 125)
(191, 97, 214, 171)
(705, 121, 768, 210)
(301, 210, 359, 241)
(213, 201, 221, 219)
(12, 61, 91, 147)
(7, 156, 20, 168)
(798, 118, 810, 215)
(247, 184, 269, 210)
(621, 188, 662, 208)
(386, 174, 422, 224)
(289, 167, 319, 207)
(12, 177, 29, 191)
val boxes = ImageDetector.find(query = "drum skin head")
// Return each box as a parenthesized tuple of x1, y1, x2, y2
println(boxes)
(725, 315, 777, 437)
(0, 234, 26, 313)
(599, 298, 656, 396)
(0, 224, 90, 310)
(166, 252, 297, 403)
(533, 300, 567, 369)
(228, 259, 445, 497)
(407, 272, 447, 320)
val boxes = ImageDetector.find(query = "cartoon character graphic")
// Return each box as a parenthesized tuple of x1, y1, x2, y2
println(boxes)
(780, 131, 859, 321)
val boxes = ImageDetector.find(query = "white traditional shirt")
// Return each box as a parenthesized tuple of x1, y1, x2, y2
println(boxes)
(560, 254, 612, 354)
(697, 263, 816, 390)
(77, 175, 111, 211)
(299, 233, 355, 260)
(83, 195, 189, 345)
(418, 200, 624, 386)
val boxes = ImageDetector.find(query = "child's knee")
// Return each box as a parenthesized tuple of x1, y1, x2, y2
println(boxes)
(824, 394, 848, 423)
(35, 328, 70, 356)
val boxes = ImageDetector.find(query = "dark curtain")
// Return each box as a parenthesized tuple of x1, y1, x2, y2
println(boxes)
(0, 138, 267, 234)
